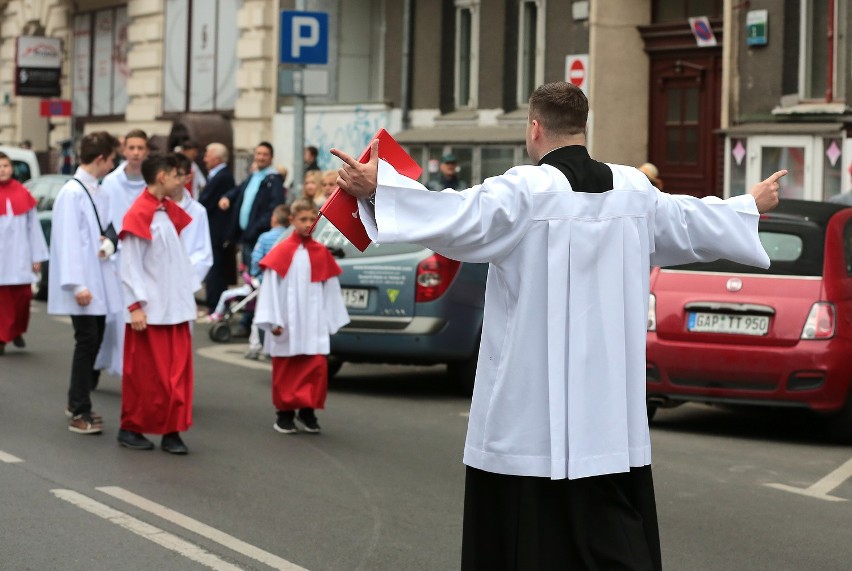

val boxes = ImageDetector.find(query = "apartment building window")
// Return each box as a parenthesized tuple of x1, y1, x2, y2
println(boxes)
(653, 0, 722, 22)
(73, 7, 129, 118)
(800, 0, 844, 100)
(455, 0, 480, 109)
(726, 135, 846, 201)
(517, 0, 545, 105)
(163, 0, 241, 113)
(337, 0, 385, 103)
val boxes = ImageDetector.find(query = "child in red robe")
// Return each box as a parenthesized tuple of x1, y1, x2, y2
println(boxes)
(0, 152, 48, 355)
(254, 199, 350, 434)
(117, 154, 197, 454)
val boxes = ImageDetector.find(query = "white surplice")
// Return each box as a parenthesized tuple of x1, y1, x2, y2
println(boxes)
(254, 247, 350, 357)
(178, 191, 213, 291)
(104, 162, 147, 233)
(358, 159, 769, 480)
(119, 210, 199, 325)
(0, 206, 48, 285)
(47, 168, 123, 317)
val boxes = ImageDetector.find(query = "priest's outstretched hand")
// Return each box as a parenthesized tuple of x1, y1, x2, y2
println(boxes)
(749, 169, 786, 214)
(330, 140, 379, 199)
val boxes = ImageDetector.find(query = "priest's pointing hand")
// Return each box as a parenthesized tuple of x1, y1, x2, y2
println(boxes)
(330, 140, 379, 199)
(749, 169, 786, 214)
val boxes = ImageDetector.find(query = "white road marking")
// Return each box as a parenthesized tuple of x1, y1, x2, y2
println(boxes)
(765, 456, 852, 502)
(50, 315, 72, 325)
(98, 486, 308, 571)
(52, 489, 244, 570)
(196, 344, 271, 372)
(0, 450, 23, 463)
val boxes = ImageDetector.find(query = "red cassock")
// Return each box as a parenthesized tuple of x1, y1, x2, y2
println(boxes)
(0, 285, 32, 343)
(0, 179, 38, 343)
(121, 323, 193, 434)
(119, 191, 195, 434)
(271, 354, 328, 410)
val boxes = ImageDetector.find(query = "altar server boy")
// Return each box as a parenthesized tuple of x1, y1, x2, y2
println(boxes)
(254, 199, 350, 434)
(0, 152, 48, 355)
(117, 153, 197, 454)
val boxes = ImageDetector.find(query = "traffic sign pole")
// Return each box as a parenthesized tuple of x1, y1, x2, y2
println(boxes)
(292, 0, 307, 195)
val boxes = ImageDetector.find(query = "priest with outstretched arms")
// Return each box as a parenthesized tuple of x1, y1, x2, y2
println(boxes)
(331, 81, 784, 571)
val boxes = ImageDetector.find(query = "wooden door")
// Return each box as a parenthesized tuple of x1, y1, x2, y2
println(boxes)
(648, 54, 722, 197)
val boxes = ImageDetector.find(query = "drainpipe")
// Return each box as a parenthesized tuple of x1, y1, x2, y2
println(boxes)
(400, 0, 413, 130)
(826, 0, 834, 102)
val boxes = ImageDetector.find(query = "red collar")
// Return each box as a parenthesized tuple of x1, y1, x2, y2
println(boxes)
(260, 231, 341, 282)
(119, 190, 192, 241)
(0, 179, 37, 216)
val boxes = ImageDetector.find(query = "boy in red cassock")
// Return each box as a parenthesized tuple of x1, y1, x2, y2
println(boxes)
(117, 154, 197, 454)
(0, 152, 48, 355)
(254, 199, 350, 434)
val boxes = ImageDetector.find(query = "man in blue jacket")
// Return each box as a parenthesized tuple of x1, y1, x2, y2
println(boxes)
(218, 142, 287, 268)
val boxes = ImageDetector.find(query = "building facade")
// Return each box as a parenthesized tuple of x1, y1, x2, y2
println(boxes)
(0, 0, 849, 199)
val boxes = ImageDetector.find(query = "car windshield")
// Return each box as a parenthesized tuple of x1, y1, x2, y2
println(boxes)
(24, 177, 69, 211)
(313, 218, 426, 258)
(665, 226, 825, 277)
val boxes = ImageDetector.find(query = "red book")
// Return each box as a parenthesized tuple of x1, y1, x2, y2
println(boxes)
(313, 129, 421, 251)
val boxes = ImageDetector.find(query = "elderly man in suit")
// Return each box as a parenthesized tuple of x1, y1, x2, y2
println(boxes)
(199, 143, 237, 313)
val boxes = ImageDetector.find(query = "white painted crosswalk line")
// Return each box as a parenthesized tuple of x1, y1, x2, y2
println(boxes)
(765, 456, 852, 502)
(0, 450, 23, 463)
(52, 489, 244, 571)
(97, 486, 308, 571)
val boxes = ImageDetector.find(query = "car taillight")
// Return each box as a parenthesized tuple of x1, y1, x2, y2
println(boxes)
(647, 294, 656, 331)
(800, 302, 835, 339)
(415, 254, 460, 302)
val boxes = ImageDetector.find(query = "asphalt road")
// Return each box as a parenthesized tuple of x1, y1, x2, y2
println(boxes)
(2, 303, 852, 570)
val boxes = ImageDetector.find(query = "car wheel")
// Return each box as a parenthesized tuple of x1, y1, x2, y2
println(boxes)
(826, 393, 852, 444)
(327, 357, 343, 378)
(32, 260, 49, 301)
(209, 321, 232, 343)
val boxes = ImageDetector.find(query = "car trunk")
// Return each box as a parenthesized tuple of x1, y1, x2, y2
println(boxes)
(653, 270, 822, 347)
(652, 214, 829, 347)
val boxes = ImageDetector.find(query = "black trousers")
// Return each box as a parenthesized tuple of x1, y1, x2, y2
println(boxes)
(462, 465, 662, 571)
(206, 245, 231, 312)
(68, 315, 106, 415)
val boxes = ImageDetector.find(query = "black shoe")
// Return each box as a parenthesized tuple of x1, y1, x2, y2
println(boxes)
(12, 336, 25, 348)
(117, 429, 154, 450)
(0, 343, 5, 356)
(273, 411, 298, 434)
(296, 409, 321, 434)
(161, 432, 188, 455)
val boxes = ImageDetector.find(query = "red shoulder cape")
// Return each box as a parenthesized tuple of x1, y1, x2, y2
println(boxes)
(119, 189, 192, 241)
(0, 179, 37, 216)
(260, 231, 342, 282)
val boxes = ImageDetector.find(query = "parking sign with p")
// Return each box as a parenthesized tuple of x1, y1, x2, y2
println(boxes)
(280, 10, 329, 65)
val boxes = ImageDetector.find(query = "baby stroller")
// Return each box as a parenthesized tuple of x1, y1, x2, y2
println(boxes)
(208, 273, 261, 343)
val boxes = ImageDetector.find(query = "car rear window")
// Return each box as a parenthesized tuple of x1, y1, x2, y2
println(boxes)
(665, 227, 825, 276)
(313, 218, 426, 258)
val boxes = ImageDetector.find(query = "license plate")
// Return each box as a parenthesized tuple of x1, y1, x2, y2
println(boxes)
(342, 288, 369, 309)
(687, 312, 769, 336)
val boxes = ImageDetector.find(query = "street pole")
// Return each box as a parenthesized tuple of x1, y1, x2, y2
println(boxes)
(292, 0, 307, 195)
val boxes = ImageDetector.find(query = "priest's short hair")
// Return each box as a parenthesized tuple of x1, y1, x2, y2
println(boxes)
(528, 82, 588, 137)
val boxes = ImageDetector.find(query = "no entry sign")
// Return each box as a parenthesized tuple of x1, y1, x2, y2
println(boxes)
(565, 54, 589, 96)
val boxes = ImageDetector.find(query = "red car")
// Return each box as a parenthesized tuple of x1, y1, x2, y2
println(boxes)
(646, 199, 852, 441)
